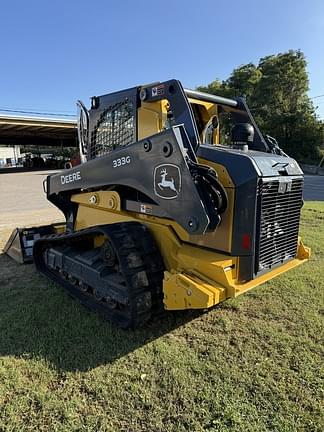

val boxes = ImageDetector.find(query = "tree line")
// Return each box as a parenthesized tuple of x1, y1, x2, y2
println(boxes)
(197, 50, 323, 162)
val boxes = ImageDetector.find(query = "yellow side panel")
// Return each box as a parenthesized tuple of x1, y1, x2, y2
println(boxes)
(188, 98, 219, 144)
(74, 205, 134, 231)
(190, 187, 234, 252)
(164, 244, 310, 310)
(198, 158, 234, 188)
(137, 107, 160, 140)
(137, 100, 167, 141)
(71, 191, 121, 211)
(188, 98, 215, 110)
(163, 272, 226, 310)
(189, 157, 235, 252)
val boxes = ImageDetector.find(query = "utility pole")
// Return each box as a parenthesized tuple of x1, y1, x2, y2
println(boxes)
(318, 121, 324, 171)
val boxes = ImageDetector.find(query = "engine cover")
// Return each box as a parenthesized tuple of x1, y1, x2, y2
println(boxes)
(197, 145, 304, 281)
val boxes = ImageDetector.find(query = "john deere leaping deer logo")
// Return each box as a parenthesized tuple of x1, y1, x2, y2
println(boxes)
(154, 164, 181, 199)
(158, 168, 178, 193)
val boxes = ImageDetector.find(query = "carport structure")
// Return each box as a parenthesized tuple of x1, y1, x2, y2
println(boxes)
(0, 114, 77, 147)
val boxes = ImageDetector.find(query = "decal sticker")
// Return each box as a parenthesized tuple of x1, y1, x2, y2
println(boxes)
(151, 84, 164, 97)
(61, 171, 82, 185)
(140, 204, 153, 214)
(154, 164, 181, 200)
(112, 156, 131, 168)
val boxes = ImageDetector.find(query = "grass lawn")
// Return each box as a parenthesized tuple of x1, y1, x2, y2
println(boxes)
(0, 202, 323, 431)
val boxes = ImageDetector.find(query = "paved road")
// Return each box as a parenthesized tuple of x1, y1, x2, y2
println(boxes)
(303, 175, 324, 201)
(0, 170, 60, 213)
(0, 170, 63, 251)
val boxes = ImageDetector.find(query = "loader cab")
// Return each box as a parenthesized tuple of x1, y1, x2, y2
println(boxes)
(137, 80, 269, 153)
(78, 79, 272, 163)
(185, 98, 220, 145)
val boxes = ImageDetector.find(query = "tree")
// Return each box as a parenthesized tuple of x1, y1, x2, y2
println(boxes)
(197, 79, 232, 99)
(227, 63, 262, 101)
(254, 50, 320, 159)
(197, 50, 321, 162)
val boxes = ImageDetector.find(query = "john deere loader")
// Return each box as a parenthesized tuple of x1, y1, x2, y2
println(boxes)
(5, 79, 310, 328)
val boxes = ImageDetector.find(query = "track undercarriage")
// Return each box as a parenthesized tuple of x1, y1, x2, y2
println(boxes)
(33, 222, 164, 328)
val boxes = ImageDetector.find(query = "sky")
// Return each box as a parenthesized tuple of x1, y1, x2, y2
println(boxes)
(0, 0, 324, 119)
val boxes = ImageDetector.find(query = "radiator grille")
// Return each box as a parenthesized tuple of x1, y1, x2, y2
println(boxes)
(256, 178, 303, 272)
(89, 99, 135, 159)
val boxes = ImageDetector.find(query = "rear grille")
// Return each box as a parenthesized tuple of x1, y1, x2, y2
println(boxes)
(255, 177, 303, 273)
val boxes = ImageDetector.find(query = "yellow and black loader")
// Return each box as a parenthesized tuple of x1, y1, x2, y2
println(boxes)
(5, 79, 310, 328)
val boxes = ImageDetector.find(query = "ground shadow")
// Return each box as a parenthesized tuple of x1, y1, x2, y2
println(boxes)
(0, 253, 201, 372)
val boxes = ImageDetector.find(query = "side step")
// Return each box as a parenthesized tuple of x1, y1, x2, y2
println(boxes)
(4, 224, 63, 264)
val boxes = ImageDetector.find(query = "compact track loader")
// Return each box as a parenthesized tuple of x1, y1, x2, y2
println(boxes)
(5, 79, 310, 328)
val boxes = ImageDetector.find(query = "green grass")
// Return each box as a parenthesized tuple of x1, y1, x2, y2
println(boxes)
(0, 202, 323, 431)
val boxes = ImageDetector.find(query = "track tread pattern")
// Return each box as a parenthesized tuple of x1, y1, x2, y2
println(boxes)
(33, 222, 164, 329)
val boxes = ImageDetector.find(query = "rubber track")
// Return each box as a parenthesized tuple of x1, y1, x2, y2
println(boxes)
(33, 222, 165, 329)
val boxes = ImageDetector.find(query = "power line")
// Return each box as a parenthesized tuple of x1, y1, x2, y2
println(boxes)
(310, 94, 324, 99)
(1, 94, 323, 119)
(0, 104, 75, 114)
(250, 93, 324, 112)
(0, 107, 76, 117)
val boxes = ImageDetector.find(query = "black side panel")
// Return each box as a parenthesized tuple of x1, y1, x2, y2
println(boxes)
(47, 126, 218, 235)
(140, 80, 200, 152)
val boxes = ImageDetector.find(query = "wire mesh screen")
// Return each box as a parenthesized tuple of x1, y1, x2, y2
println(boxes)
(256, 178, 303, 272)
(89, 99, 135, 159)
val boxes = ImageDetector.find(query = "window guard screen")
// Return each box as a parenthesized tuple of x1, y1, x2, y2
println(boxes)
(89, 99, 135, 159)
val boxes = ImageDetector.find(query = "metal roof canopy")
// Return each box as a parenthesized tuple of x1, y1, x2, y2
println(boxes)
(0, 114, 77, 147)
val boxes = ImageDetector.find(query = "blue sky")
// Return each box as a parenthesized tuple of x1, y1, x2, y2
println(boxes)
(1, 0, 324, 118)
